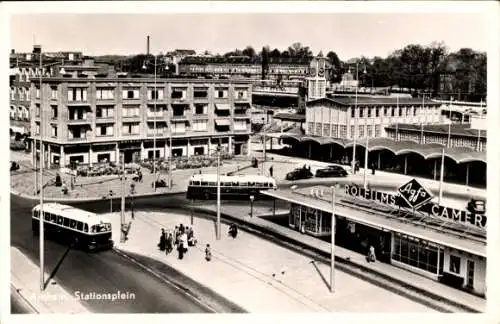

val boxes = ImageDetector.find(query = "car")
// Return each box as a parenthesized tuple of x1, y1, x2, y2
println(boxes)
(315, 165, 348, 178)
(285, 167, 313, 181)
(152, 179, 168, 188)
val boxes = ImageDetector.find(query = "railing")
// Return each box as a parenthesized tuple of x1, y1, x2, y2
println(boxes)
(171, 114, 188, 120)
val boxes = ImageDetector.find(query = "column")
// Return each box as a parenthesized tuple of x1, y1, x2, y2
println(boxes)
(228, 136, 233, 155)
(246, 137, 251, 156)
(433, 159, 437, 180)
(308, 143, 312, 159)
(187, 139, 191, 158)
(140, 141, 145, 160)
(208, 138, 212, 156)
(60, 145, 65, 168)
(115, 144, 119, 164)
(377, 151, 381, 169)
(404, 155, 407, 175)
(32, 142, 36, 166)
(47, 144, 51, 168)
(330, 146, 333, 160)
(465, 163, 470, 186)
(164, 141, 168, 158)
(88, 145, 93, 167)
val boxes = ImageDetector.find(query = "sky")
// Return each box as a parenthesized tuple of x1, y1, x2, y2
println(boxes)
(8, 11, 491, 61)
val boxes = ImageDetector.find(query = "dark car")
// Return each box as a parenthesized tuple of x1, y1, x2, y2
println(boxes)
(286, 168, 313, 181)
(152, 179, 168, 188)
(315, 165, 348, 178)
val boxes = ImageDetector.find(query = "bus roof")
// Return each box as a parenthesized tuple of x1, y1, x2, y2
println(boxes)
(32, 203, 111, 226)
(189, 173, 276, 184)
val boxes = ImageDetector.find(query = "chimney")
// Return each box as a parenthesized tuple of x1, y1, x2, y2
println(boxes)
(33, 45, 41, 54)
(11, 49, 15, 54)
(147, 36, 150, 55)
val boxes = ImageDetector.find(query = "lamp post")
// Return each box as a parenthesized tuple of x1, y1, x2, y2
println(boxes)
(130, 183, 136, 219)
(38, 49, 45, 292)
(330, 184, 338, 293)
(249, 195, 255, 217)
(109, 190, 113, 213)
(120, 152, 126, 243)
(143, 52, 158, 191)
(216, 144, 221, 240)
(351, 63, 366, 175)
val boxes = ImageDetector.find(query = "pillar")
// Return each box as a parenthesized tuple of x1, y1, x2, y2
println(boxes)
(187, 139, 191, 158)
(164, 141, 168, 158)
(208, 138, 212, 156)
(60, 145, 65, 167)
(308, 143, 312, 159)
(436, 246, 441, 275)
(47, 144, 51, 168)
(115, 143, 119, 164)
(88, 145, 93, 167)
(140, 141, 145, 160)
(377, 151, 381, 169)
(465, 163, 470, 186)
(246, 137, 251, 156)
(433, 159, 437, 180)
(228, 136, 233, 154)
(403, 155, 407, 175)
(330, 146, 333, 160)
(32, 142, 36, 166)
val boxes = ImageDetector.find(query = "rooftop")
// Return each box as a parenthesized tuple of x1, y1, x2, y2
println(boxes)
(32, 203, 111, 226)
(386, 123, 487, 138)
(307, 97, 442, 107)
(180, 56, 312, 66)
(273, 113, 306, 122)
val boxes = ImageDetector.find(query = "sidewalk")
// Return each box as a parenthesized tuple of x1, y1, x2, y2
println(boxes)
(194, 203, 486, 313)
(10, 247, 89, 314)
(111, 210, 438, 312)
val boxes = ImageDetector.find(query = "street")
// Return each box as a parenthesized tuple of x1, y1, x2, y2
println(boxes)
(10, 194, 241, 313)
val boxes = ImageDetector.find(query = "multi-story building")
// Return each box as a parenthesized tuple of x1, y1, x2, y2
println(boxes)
(30, 73, 253, 167)
(305, 97, 443, 139)
(9, 46, 83, 134)
(178, 56, 330, 81)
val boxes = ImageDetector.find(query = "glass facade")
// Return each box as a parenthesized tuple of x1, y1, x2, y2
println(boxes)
(289, 203, 332, 235)
(392, 233, 440, 274)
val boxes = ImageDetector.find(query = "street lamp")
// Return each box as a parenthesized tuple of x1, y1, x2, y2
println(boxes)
(216, 143, 221, 240)
(109, 190, 113, 213)
(143, 52, 158, 191)
(130, 183, 136, 219)
(249, 195, 255, 217)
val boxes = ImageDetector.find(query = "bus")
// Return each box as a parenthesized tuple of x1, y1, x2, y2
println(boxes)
(186, 174, 277, 200)
(32, 203, 114, 252)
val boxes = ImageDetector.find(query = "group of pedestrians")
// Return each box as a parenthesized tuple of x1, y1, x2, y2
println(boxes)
(158, 223, 198, 259)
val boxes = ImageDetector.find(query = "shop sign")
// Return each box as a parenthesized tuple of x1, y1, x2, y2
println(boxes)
(397, 179, 433, 209)
(344, 181, 487, 230)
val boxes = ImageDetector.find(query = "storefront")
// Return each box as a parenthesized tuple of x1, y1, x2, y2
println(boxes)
(264, 179, 487, 297)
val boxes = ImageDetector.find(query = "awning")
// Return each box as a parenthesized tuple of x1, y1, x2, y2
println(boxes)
(215, 119, 231, 127)
(215, 103, 231, 110)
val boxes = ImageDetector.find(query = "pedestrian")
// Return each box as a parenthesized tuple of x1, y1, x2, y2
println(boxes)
(355, 160, 360, 173)
(180, 230, 188, 253)
(205, 244, 212, 262)
(367, 245, 376, 263)
(173, 226, 179, 245)
(371, 162, 376, 175)
(187, 227, 196, 246)
(179, 223, 185, 234)
(300, 223, 305, 234)
(158, 229, 166, 251)
(166, 233, 173, 255)
(228, 223, 238, 239)
(269, 165, 274, 177)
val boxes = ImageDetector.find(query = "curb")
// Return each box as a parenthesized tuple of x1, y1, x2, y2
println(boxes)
(10, 283, 39, 314)
(112, 248, 247, 313)
(188, 206, 482, 313)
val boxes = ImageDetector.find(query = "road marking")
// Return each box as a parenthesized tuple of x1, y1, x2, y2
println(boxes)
(112, 248, 220, 313)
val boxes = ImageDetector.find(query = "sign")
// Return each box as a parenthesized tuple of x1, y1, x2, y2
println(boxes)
(397, 179, 433, 210)
(343, 183, 487, 230)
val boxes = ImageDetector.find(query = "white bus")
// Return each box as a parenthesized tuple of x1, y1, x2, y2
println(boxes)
(32, 203, 113, 251)
(186, 174, 277, 200)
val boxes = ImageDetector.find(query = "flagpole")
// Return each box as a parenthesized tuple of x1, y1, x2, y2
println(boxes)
(476, 99, 483, 151)
(447, 97, 453, 148)
(351, 62, 358, 175)
(420, 94, 424, 144)
(438, 147, 445, 205)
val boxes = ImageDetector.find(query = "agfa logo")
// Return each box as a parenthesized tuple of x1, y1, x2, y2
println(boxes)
(397, 179, 433, 210)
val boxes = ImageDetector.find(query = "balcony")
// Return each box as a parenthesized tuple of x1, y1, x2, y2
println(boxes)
(147, 113, 165, 121)
(96, 115, 115, 123)
(234, 127, 250, 133)
(67, 117, 91, 125)
(192, 114, 209, 120)
(67, 100, 90, 107)
(234, 110, 250, 119)
(147, 129, 166, 137)
(171, 114, 188, 121)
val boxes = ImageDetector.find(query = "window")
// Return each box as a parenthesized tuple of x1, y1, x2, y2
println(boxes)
(51, 106, 58, 119)
(359, 108, 364, 118)
(35, 87, 40, 99)
(77, 221, 84, 231)
(375, 125, 381, 137)
(35, 104, 40, 117)
(215, 88, 228, 98)
(63, 217, 70, 227)
(351, 108, 356, 118)
(358, 125, 365, 137)
(195, 104, 207, 115)
(122, 89, 140, 99)
(367, 107, 372, 118)
(399, 107, 403, 117)
(234, 120, 246, 131)
(383, 107, 388, 117)
(96, 106, 114, 118)
(51, 88, 58, 99)
(97, 124, 114, 136)
(122, 123, 139, 135)
(194, 147, 205, 156)
(35, 122, 40, 135)
(148, 88, 164, 100)
(235, 88, 248, 99)
(350, 125, 355, 138)
(193, 88, 208, 98)
(67, 88, 88, 101)
(192, 120, 208, 131)
(51, 126, 57, 137)
(96, 88, 115, 100)
(171, 88, 186, 99)
(449, 255, 461, 274)
(122, 106, 140, 117)
(391, 108, 395, 117)
(367, 125, 373, 137)
(10, 87, 15, 100)
(171, 122, 186, 134)
(375, 107, 380, 117)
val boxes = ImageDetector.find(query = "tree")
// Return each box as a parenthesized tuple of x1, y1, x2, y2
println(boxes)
(317, 50, 324, 57)
(242, 45, 256, 58)
(326, 51, 342, 83)
(261, 46, 269, 79)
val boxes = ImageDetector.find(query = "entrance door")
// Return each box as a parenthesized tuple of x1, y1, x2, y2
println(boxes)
(234, 143, 242, 155)
(466, 260, 475, 289)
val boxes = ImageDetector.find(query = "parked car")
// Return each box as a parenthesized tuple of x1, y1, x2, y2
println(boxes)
(153, 179, 168, 188)
(10, 162, 20, 172)
(315, 165, 348, 178)
(286, 167, 313, 181)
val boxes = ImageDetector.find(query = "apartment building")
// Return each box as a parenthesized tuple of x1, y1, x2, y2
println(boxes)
(30, 76, 253, 167)
(305, 97, 443, 139)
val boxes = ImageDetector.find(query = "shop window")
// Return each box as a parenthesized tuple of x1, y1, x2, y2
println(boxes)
(449, 255, 461, 274)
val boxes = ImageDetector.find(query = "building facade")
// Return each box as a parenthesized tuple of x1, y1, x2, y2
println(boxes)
(31, 76, 252, 167)
(305, 97, 443, 139)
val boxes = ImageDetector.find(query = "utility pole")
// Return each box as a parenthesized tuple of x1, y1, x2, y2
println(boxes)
(153, 54, 157, 191)
(168, 132, 172, 190)
(216, 144, 221, 240)
(39, 48, 45, 292)
(120, 152, 125, 243)
(351, 62, 359, 175)
(330, 185, 336, 293)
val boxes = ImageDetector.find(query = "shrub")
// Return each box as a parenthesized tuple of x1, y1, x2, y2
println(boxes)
(10, 140, 25, 151)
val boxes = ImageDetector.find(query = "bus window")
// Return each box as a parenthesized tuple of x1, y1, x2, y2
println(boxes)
(194, 181, 201, 185)
(84, 224, 89, 233)
(208, 182, 216, 186)
(44, 213, 51, 221)
(91, 225, 95, 233)
(240, 182, 248, 186)
(77, 221, 83, 231)
(232, 182, 238, 186)
(51, 214, 57, 223)
(201, 181, 208, 186)
(249, 182, 255, 186)
(33, 210, 38, 218)
(63, 217, 70, 227)
(70, 220, 77, 229)
(57, 216, 63, 225)
(189, 181, 193, 185)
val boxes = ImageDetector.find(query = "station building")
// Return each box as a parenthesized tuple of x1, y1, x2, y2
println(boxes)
(263, 181, 487, 297)
(30, 66, 253, 168)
